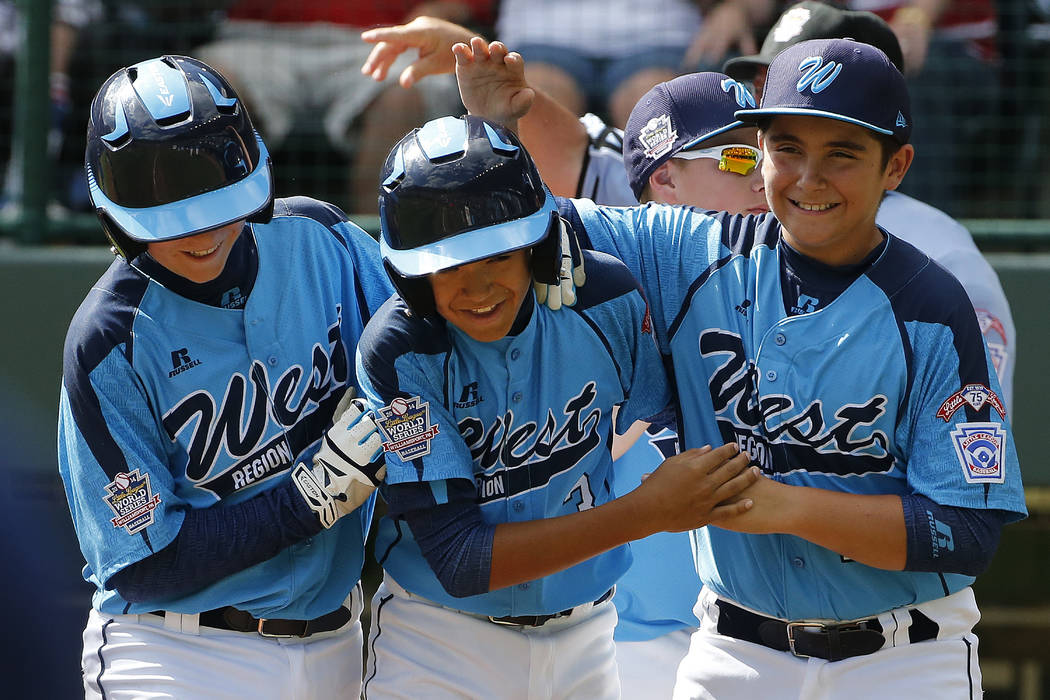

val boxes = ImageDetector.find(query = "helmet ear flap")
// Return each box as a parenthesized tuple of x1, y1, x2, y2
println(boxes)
(246, 164, 275, 225)
(99, 211, 146, 259)
(529, 212, 562, 285)
(383, 260, 436, 317)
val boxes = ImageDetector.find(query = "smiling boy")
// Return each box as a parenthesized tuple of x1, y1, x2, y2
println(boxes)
(59, 56, 392, 699)
(454, 37, 1026, 698)
(355, 114, 758, 699)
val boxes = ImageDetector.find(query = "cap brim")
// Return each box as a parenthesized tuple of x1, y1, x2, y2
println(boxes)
(722, 55, 772, 81)
(679, 121, 750, 151)
(382, 192, 557, 278)
(88, 132, 274, 243)
(735, 107, 893, 136)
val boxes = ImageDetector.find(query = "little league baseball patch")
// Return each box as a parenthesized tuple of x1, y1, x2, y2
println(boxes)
(376, 395, 440, 460)
(951, 422, 1007, 484)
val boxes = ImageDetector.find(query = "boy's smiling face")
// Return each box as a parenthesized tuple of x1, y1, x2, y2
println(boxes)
(146, 220, 245, 283)
(760, 115, 913, 266)
(430, 250, 532, 342)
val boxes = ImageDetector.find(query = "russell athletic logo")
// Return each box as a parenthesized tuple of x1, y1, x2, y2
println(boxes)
(455, 382, 482, 409)
(169, 348, 202, 378)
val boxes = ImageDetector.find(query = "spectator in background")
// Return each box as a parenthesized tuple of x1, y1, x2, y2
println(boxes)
(0, 0, 102, 219)
(493, 0, 776, 128)
(194, 1, 493, 215)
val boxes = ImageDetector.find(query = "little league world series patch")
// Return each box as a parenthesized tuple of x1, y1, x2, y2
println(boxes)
(103, 469, 162, 534)
(376, 396, 440, 460)
(640, 114, 677, 160)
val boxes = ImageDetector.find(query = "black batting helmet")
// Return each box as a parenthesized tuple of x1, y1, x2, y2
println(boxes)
(85, 55, 274, 259)
(378, 115, 561, 317)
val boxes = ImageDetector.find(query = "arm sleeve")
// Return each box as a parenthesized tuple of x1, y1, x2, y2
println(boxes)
(901, 493, 1009, 576)
(392, 480, 496, 599)
(108, 477, 323, 602)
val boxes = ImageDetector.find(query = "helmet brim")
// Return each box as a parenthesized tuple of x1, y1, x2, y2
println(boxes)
(87, 132, 274, 243)
(382, 192, 557, 278)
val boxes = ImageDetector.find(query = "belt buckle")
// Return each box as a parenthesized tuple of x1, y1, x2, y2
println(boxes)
(257, 617, 307, 638)
(785, 621, 826, 658)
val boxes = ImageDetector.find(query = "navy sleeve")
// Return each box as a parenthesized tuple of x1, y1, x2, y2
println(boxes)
(901, 493, 1008, 576)
(108, 479, 322, 603)
(388, 480, 496, 598)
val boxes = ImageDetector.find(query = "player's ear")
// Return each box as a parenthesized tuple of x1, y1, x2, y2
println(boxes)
(882, 143, 914, 192)
(648, 162, 677, 203)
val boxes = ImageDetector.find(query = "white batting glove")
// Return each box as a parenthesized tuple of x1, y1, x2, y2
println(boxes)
(292, 391, 386, 529)
(534, 218, 586, 311)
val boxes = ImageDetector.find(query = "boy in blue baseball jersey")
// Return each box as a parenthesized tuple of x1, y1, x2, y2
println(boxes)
(454, 38, 1027, 699)
(356, 114, 758, 699)
(58, 56, 390, 699)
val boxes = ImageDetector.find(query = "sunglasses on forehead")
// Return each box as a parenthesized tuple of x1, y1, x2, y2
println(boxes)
(672, 144, 763, 176)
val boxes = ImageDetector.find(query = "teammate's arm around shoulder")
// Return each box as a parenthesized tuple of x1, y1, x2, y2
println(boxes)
(488, 444, 757, 591)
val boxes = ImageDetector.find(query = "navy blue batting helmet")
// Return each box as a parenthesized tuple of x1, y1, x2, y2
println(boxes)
(85, 55, 274, 259)
(378, 115, 560, 317)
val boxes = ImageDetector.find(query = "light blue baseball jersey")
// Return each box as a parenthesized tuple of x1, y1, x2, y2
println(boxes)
(357, 251, 671, 617)
(567, 198, 1028, 621)
(611, 425, 700, 641)
(58, 197, 394, 618)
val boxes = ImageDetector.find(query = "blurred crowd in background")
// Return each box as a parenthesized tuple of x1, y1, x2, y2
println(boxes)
(1, 0, 1049, 233)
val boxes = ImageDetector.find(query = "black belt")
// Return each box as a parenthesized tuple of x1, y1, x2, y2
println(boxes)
(714, 599, 939, 662)
(487, 587, 615, 627)
(149, 604, 352, 638)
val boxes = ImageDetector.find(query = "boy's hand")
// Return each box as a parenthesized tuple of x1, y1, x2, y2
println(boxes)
(631, 443, 759, 533)
(453, 37, 535, 130)
(534, 217, 586, 310)
(361, 16, 477, 87)
(292, 391, 386, 528)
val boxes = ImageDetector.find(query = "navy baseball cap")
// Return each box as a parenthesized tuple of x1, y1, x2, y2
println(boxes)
(624, 72, 758, 199)
(735, 38, 912, 145)
(723, 1, 904, 81)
